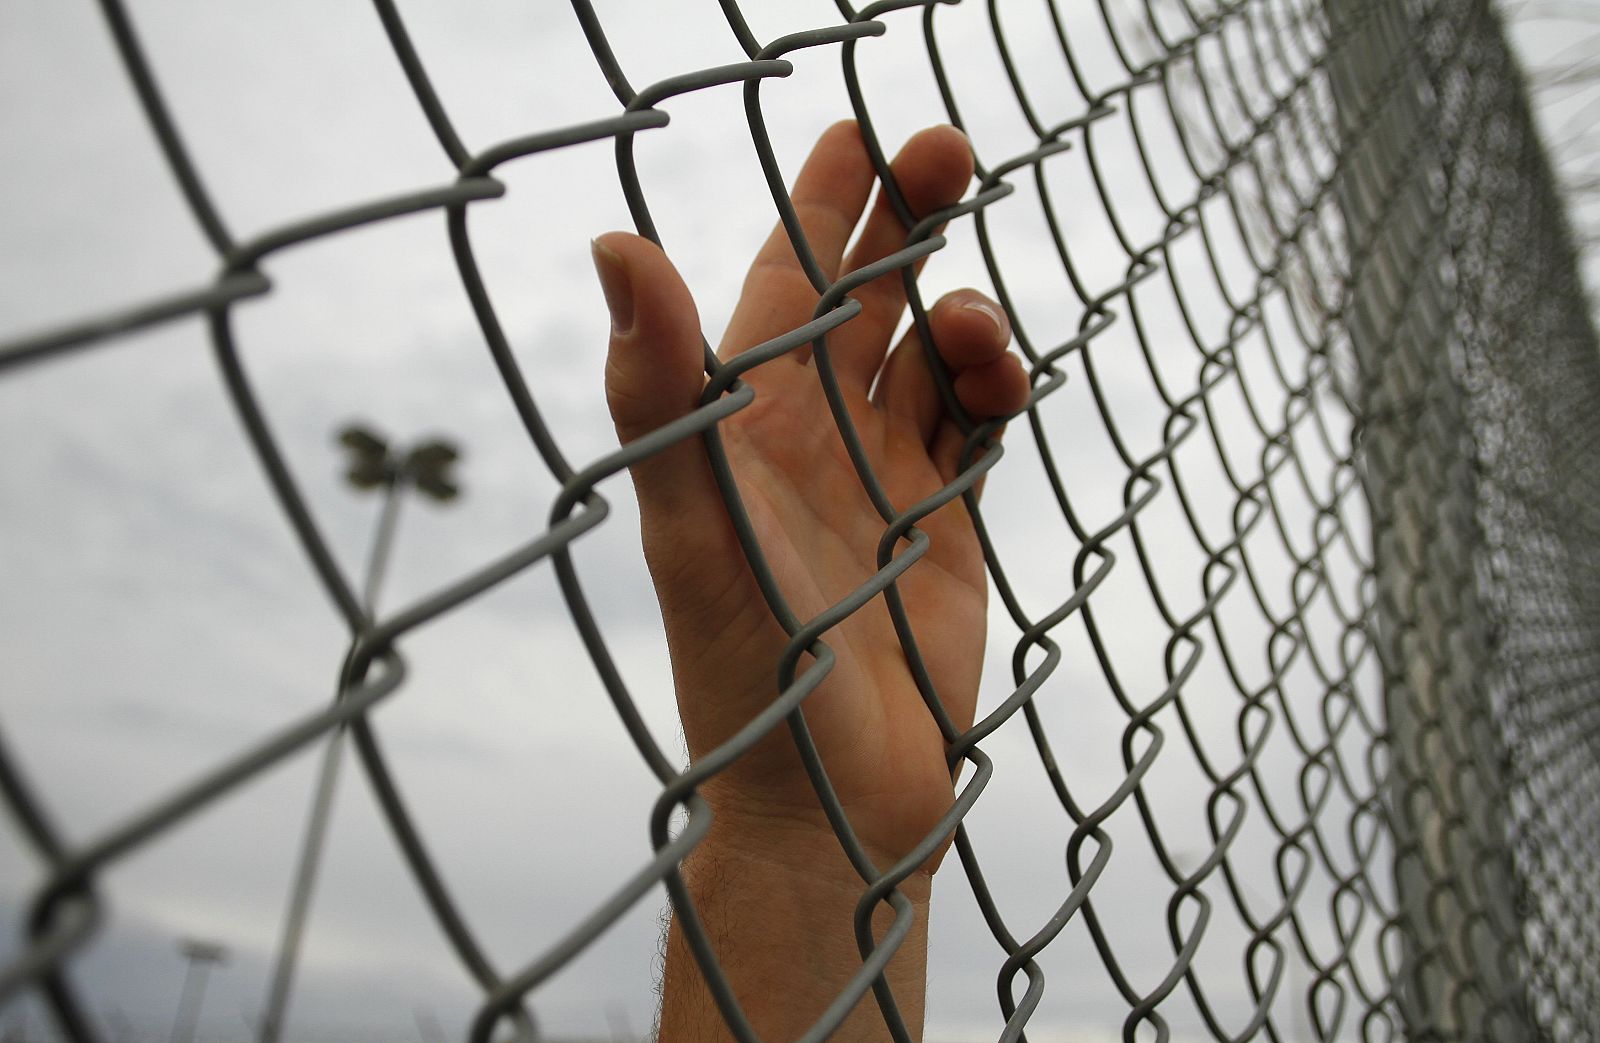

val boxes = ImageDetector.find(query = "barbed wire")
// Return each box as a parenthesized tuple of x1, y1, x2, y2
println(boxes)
(1, 0, 1596, 1040)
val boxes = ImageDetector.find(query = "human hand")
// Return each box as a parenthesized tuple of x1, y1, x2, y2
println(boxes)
(593, 121, 1028, 876)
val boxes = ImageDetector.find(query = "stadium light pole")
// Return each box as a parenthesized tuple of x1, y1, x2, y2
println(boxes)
(168, 938, 227, 1043)
(255, 425, 461, 1043)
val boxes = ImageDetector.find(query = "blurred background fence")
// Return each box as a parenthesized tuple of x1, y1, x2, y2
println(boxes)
(1, 0, 1597, 1040)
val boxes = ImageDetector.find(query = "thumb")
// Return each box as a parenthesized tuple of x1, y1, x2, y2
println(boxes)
(592, 231, 723, 524)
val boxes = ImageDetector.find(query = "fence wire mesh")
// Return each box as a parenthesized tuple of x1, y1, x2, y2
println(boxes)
(1, 0, 1597, 1040)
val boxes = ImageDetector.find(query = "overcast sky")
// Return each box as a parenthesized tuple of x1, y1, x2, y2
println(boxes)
(1502, 0, 1600, 295)
(5, 1, 1579, 1040)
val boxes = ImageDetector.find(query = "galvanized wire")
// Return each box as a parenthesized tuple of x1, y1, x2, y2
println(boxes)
(2, 0, 1597, 1041)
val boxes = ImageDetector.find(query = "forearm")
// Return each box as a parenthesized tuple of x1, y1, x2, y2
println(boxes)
(658, 810, 932, 1043)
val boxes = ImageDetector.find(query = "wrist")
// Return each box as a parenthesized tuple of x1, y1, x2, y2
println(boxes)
(686, 792, 935, 907)
(662, 798, 934, 1043)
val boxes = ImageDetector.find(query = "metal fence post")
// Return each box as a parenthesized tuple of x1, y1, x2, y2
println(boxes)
(1324, 0, 1533, 1037)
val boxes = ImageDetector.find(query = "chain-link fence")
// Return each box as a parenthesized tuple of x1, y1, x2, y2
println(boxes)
(2, 0, 1597, 1040)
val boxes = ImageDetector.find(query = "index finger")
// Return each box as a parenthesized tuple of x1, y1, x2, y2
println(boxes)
(718, 120, 875, 361)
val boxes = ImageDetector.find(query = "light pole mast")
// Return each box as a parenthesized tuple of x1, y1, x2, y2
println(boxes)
(255, 424, 460, 1043)
(168, 939, 227, 1043)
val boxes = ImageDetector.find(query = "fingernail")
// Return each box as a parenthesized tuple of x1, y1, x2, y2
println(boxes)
(591, 239, 634, 335)
(961, 298, 1007, 338)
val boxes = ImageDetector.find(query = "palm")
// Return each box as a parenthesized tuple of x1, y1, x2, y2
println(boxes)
(597, 122, 1027, 867)
(712, 378, 986, 855)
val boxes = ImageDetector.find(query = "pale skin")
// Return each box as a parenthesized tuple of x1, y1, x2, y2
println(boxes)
(591, 121, 1030, 1042)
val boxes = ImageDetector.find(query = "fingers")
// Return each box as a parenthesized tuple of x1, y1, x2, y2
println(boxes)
(934, 344, 1029, 488)
(720, 120, 875, 362)
(874, 289, 1028, 446)
(830, 125, 974, 388)
(952, 352, 1030, 419)
(593, 231, 725, 523)
(718, 122, 974, 382)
